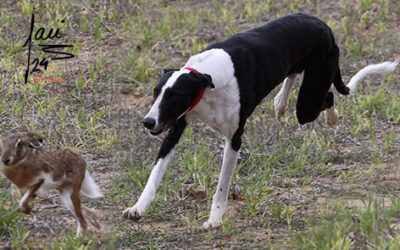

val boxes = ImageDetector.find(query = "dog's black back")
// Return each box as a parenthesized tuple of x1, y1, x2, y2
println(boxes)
(206, 13, 349, 125)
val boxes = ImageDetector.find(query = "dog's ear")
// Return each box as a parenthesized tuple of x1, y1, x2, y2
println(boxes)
(189, 71, 215, 89)
(163, 68, 178, 74)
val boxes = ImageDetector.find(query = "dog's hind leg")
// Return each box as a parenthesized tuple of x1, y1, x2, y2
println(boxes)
(296, 49, 339, 125)
(203, 131, 241, 229)
(324, 106, 339, 126)
(274, 75, 296, 120)
(123, 117, 187, 220)
(321, 91, 339, 126)
(331, 44, 350, 95)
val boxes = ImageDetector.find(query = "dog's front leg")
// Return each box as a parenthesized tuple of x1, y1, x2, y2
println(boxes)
(203, 137, 239, 229)
(123, 117, 187, 220)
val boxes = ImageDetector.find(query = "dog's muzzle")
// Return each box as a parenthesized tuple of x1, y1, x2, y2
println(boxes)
(142, 117, 174, 135)
(142, 117, 156, 130)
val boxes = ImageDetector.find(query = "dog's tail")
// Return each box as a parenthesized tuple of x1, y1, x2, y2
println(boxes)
(346, 60, 398, 95)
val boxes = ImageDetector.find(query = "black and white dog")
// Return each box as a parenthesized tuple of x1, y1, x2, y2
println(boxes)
(123, 13, 398, 228)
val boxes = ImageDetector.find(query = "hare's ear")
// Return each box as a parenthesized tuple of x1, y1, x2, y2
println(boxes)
(26, 132, 44, 147)
(31, 134, 43, 144)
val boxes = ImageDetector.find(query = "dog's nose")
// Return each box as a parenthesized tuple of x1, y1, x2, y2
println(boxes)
(142, 117, 156, 129)
(2, 159, 10, 165)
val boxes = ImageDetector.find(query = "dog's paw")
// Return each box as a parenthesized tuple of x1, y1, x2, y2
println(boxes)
(275, 106, 287, 119)
(122, 206, 145, 220)
(324, 108, 339, 127)
(274, 93, 288, 119)
(202, 219, 223, 230)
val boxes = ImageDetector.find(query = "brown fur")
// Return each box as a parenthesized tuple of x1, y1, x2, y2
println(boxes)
(0, 132, 102, 236)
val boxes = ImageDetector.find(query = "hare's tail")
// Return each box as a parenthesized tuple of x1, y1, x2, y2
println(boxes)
(81, 170, 103, 198)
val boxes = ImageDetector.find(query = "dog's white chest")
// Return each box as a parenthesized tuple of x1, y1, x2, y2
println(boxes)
(189, 81, 240, 138)
(184, 49, 241, 138)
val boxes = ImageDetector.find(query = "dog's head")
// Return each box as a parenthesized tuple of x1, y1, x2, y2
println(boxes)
(142, 69, 214, 135)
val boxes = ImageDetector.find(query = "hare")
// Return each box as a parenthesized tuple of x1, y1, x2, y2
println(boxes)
(0, 132, 103, 237)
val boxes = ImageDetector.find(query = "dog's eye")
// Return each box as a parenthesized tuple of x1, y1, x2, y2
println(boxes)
(153, 89, 160, 99)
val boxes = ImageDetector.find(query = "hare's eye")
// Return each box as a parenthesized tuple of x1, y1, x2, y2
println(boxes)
(15, 139, 22, 149)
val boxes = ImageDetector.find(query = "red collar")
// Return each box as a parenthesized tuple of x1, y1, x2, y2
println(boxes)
(184, 67, 198, 73)
(184, 67, 205, 111)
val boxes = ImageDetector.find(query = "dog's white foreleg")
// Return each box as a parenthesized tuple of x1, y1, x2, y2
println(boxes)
(203, 137, 238, 229)
(274, 75, 296, 119)
(123, 148, 176, 220)
(123, 117, 187, 220)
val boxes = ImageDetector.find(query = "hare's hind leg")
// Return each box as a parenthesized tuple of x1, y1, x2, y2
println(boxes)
(60, 187, 87, 237)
